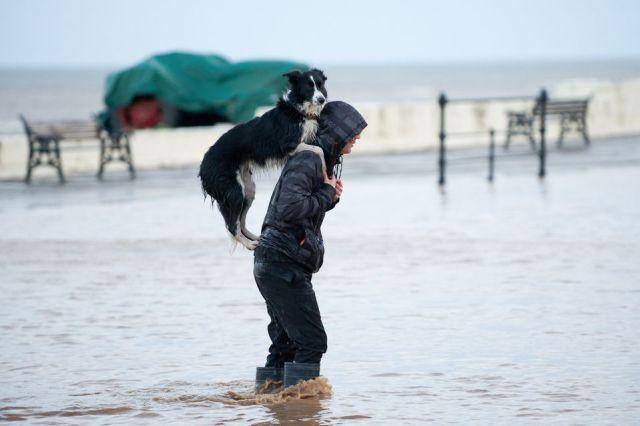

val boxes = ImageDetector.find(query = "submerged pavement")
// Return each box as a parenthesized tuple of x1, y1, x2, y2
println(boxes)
(1, 137, 639, 424)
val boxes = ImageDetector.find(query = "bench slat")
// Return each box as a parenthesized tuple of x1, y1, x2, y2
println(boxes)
(533, 99, 589, 116)
(25, 120, 100, 140)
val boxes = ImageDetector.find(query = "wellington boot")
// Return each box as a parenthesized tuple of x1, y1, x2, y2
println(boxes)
(283, 362, 320, 388)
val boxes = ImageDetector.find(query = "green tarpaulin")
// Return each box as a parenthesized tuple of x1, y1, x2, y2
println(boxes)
(103, 51, 308, 124)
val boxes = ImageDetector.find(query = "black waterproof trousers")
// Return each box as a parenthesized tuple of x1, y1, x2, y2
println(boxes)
(253, 260, 327, 367)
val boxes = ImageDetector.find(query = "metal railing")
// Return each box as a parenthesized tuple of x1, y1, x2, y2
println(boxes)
(437, 89, 549, 186)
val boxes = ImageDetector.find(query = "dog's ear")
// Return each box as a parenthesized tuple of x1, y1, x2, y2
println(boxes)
(310, 68, 327, 82)
(283, 70, 302, 84)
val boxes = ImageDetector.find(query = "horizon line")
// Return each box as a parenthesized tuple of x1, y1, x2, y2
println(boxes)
(1, 55, 640, 71)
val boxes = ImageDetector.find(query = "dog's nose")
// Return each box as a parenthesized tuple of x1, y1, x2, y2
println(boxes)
(318, 97, 325, 105)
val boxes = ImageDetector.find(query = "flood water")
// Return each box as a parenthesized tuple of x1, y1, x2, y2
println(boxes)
(1, 138, 639, 424)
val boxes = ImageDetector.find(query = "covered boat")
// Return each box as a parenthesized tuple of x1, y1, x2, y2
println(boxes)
(102, 52, 308, 129)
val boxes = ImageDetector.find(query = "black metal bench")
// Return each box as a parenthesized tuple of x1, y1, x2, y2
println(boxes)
(504, 98, 591, 149)
(20, 115, 135, 183)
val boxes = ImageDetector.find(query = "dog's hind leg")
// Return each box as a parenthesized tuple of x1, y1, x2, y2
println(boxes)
(238, 164, 259, 241)
(218, 173, 258, 250)
(235, 221, 258, 250)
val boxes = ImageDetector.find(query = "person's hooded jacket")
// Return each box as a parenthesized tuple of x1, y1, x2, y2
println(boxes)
(255, 101, 367, 273)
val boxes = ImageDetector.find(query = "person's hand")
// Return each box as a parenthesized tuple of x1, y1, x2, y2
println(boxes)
(333, 179, 343, 202)
(324, 171, 337, 188)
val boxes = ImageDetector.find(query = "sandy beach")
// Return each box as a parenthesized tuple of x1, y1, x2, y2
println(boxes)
(1, 137, 639, 423)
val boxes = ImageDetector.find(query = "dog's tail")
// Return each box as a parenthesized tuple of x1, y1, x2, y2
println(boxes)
(199, 178, 213, 205)
(198, 171, 217, 206)
(198, 150, 217, 206)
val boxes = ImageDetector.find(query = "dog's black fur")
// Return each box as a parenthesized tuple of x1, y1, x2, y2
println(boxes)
(198, 68, 328, 249)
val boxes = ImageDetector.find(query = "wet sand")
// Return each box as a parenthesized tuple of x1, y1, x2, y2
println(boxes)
(1, 137, 639, 424)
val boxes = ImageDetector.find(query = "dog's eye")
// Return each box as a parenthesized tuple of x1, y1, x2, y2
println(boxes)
(308, 81, 314, 88)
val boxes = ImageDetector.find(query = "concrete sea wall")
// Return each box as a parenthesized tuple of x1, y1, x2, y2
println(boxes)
(1, 78, 638, 180)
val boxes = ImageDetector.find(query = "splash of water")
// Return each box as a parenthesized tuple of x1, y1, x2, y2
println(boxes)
(226, 376, 332, 405)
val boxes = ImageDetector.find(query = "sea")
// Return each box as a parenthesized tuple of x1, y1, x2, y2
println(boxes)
(1, 58, 640, 131)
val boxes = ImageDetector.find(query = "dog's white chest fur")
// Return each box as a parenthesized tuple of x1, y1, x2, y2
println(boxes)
(294, 118, 325, 174)
(300, 118, 318, 144)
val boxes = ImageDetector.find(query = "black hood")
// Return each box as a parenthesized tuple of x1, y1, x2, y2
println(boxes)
(315, 101, 367, 176)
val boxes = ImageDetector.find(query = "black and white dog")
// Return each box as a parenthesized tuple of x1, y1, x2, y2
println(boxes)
(198, 68, 328, 249)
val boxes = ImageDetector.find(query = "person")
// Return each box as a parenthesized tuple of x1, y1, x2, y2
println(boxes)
(253, 101, 367, 389)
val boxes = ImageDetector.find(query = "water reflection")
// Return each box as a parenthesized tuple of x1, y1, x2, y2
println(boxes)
(258, 398, 325, 425)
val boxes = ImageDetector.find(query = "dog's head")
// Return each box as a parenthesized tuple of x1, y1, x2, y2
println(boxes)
(282, 68, 327, 117)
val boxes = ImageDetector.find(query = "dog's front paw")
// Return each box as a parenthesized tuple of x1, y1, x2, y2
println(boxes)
(244, 240, 259, 251)
(295, 144, 327, 175)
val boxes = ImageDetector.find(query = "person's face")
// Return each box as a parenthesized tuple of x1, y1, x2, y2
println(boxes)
(340, 133, 361, 155)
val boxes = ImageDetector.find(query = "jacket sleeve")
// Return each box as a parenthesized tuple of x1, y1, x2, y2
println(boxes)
(277, 154, 336, 221)
(326, 198, 340, 211)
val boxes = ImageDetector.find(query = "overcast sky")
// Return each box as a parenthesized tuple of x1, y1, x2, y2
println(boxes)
(1, 0, 638, 67)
